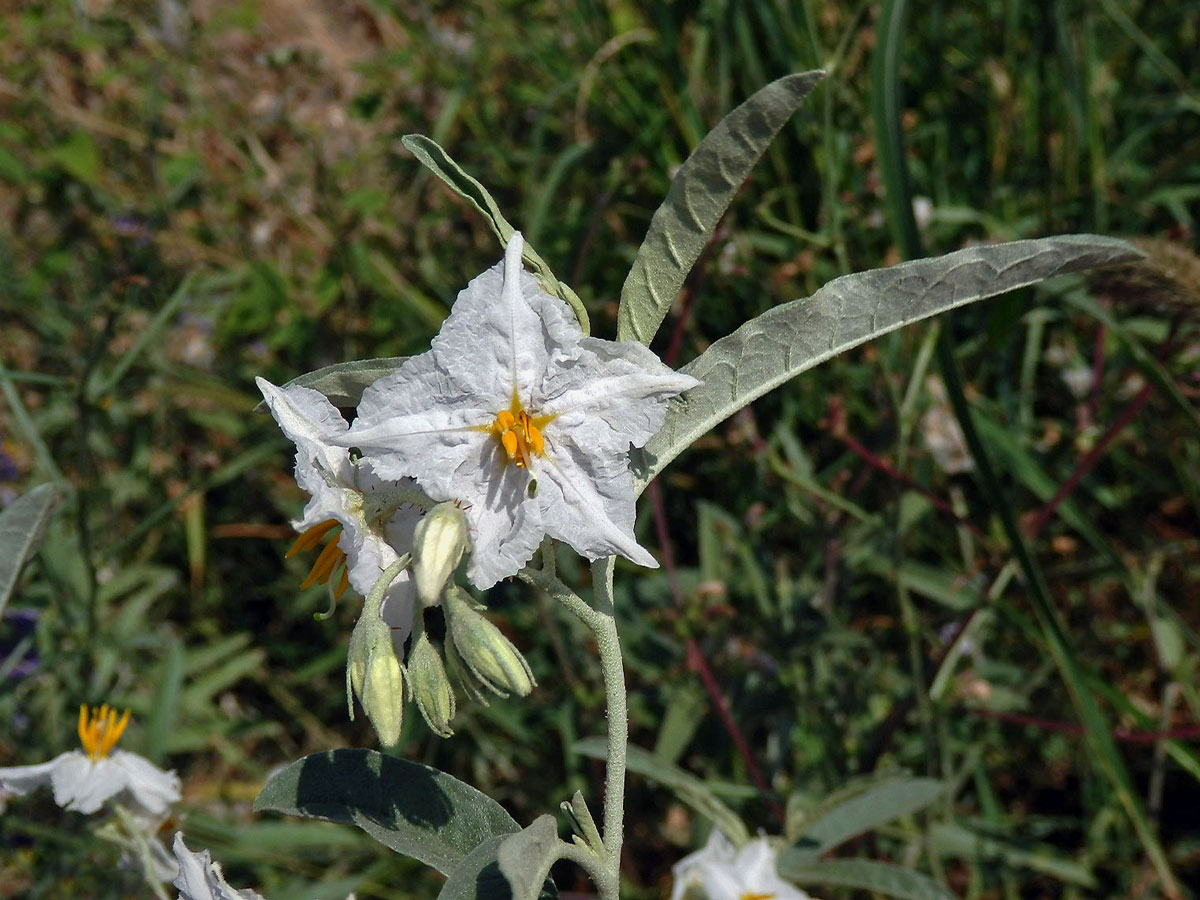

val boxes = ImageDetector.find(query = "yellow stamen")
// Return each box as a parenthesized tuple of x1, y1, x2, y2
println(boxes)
(287, 519, 339, 558)
(77, 704, 131, 762)
(334, 565, 350, 600)
(741, 893, 776, 900)
(486, 394, 554, 469)
(300, 535, 346, 589)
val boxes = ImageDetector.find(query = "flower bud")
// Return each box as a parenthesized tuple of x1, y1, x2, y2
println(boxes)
(407, 631, 456, 737)
(346, 561, 408, 745)
(412, 502, 470, 607)
(443, 585, 535, 698)
(361, 643, 405, 746)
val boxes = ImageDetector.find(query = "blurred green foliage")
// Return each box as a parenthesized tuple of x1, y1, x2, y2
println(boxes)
(1, 1, 1198, 898)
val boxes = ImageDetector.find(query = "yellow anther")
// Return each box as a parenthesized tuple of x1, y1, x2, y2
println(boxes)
(287, 519, 339, 558)
(740, 893, 776, 900)
(300, 535, 346, 589)
(287, 520, 348, 592)
(489, 403, 552, 469)
(335, 566, 351, 600)
(78, 704, 131, 762)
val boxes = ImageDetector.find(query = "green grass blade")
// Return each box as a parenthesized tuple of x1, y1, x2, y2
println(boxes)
(573, 737, 750, 847)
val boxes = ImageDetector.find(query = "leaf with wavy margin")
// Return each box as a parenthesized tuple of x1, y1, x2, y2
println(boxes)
(254, 749, 519, 876)
(634, 234, 1142, 493)
(617, 71, 825, 345)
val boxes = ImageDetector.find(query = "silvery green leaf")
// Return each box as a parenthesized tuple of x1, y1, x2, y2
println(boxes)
(636, 234, 1143, 493)
(498, 815, 562, 900)
(0, 483, 59, 616)
(617, 71, 825, 345)
(783, 777, 945, 867)
(402, 134, 590, 335)
(280, 357, 408, 408)
(778, 859, 956, 900)
(253, 749, 519, 875)
(928, 821, 1097, 887)
(573, 737, 750, 846)
(438, 834, 558, 900)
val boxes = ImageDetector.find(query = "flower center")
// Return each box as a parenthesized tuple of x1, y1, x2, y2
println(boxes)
(78, 704, 131, 762)
(287, 518, 350, 599)
(740, 894, 776, 900)
(488, 398, 553, 469)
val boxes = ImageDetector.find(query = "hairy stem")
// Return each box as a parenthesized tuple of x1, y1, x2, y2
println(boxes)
(520, 560, 628, 889)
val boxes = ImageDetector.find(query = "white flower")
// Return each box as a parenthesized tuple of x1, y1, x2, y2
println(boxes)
(172, 833, 265, 900)
(0, 705, 180, 826)
(671, 831, 815, 900)
(339, 233, 701, 588)
(256, 377, 426, 645)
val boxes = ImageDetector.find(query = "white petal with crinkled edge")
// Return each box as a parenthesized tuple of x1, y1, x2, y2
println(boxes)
(257, 377, 425, 628)
(173, 833, 265, 900)
(0, 749, 180, 820)
(340, 233, 701, 589)
(670, 830, 816, 900)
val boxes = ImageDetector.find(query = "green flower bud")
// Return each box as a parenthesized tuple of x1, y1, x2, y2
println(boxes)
(346, 560, 408, 746)
(412, 502, 470, 607)
(361, 643, 405, 746)
(443, 585, 535, 698)
(407, 631, 456, 738)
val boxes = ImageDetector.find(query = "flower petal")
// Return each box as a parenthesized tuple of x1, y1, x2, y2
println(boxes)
(51, 754, 125, 814)
(532, 433, 656, 567)
(173, 833, 266, 900)
(111, 749, 182, 818)
(0, 754, 69, 797)
(539, 337, 701, 451)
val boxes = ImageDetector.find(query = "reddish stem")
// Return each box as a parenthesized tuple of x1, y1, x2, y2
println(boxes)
(825, 397, 986, 540)
(1026, 379, 1154, 539)
(968, 708, 1200, 744)
(649, 479, 785, 825)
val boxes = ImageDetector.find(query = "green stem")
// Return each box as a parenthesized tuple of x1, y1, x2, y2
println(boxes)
(521, 558, 628, 891)
(590, 557, 628, 874)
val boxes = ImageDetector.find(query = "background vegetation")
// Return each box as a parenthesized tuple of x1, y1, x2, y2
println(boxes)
(1, 1, 1197, 898)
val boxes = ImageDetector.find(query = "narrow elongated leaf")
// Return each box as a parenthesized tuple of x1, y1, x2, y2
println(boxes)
(573, 737, 749, 846)
(782, 777, 945, 868)
(0, 483, 59, 616)
(253, 749, 519, 875)
(438, 834, 558, 900)
(636, 235, 1142, 492)
(617, 71, 825, 345)
(282, 357, 408, 408)
(497, 815, 561, 900)
(401, 134, 590, 334)
(929, 821, 1097, 887)
(779, 859, 956, 900)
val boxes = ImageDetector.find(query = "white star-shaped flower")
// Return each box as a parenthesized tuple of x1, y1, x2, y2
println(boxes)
(0, 705, 180, 827)
(671, 831, 816, 900)
(338, 233, 701, 588)
(172, 833, 265, 900)
(257, 378, 426, 644)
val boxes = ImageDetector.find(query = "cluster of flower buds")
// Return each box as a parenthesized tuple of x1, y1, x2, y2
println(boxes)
(344, 502, 535, 743)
